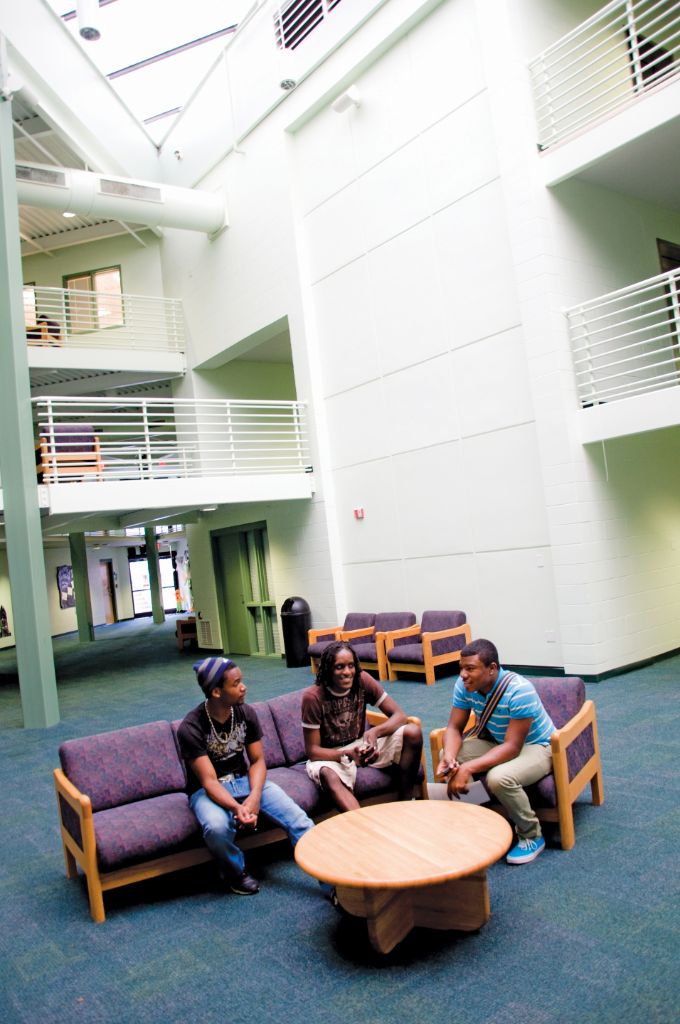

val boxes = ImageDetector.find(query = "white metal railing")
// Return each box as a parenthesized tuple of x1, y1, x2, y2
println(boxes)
(566, 267, 680, 405)
(529, 0, 680, 149)
(33, 397, 311, 483)
(24, 287, 185, 353)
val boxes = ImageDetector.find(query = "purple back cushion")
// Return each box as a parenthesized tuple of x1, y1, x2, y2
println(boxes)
(52, 422, 97, 453)
(343, 612, 376, 632)
(249, 700, 287, 768)
(374, 612, 416, 632)
(60, 721, 186, 812)
(532, 676, 595, 784)
(420, 610, 467, 655)
(268, 689, 307, 766)
(531, 677, 585, 729)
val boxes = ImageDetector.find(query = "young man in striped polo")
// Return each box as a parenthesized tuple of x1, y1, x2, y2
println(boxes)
(437, 638, 555, 865)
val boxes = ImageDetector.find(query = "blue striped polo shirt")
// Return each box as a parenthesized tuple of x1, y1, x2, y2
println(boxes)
(452, 668, 555, 746)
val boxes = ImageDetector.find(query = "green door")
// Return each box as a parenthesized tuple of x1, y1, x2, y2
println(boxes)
(213, 525, 281, 657)
(216, 532, 251, 655)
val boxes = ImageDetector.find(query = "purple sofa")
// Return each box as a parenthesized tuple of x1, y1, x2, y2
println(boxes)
(54, 687, 427, 922)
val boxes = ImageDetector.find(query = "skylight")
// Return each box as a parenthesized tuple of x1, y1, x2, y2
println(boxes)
(45, 0, 253, 141)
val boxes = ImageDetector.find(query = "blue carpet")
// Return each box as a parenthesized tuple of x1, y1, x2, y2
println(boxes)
(0, 618, 677, 1024)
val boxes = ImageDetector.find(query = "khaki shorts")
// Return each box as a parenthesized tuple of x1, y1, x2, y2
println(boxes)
(305, 726, 406, 791)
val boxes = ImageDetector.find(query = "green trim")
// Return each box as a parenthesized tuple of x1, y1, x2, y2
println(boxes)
(507, 646, 680, 683)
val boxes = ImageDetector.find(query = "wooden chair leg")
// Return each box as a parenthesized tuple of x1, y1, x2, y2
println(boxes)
(63, 843, 78, 880)
(557, 799, 576, 851)
(85, 871, 106, 924)
(425, 662, 435, 685)
(591, 769, 604, 806)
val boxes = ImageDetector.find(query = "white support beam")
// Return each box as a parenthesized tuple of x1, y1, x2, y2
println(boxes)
(3, 0, 160, 179)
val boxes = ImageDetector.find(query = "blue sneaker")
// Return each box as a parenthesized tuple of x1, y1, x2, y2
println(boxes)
(506, 836, 545, 865)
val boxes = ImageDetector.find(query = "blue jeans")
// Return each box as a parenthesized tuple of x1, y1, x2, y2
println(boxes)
(189, 776, 314, 878)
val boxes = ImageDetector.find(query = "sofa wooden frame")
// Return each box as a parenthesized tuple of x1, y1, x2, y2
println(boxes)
(54, 712, 427, 923)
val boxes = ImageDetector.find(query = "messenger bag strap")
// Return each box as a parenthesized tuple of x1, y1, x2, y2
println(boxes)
(463, 672, 516, 739)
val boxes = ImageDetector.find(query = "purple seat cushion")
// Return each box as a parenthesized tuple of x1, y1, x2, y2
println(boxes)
(268, 765, 325, 816)
(60, 721, 186, 812)
(93, 792, 202, 871)
(308, 639, 336, 658)
(350, 641, 378, 661)
(267, 689, 307, 766)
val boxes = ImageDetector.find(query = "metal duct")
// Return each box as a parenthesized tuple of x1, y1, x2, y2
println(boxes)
(15, 162, 226, 234)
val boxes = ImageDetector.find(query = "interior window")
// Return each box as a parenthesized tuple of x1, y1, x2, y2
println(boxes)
(64, 266, 124, 330)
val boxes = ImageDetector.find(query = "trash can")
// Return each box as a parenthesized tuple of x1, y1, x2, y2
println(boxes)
(280, 596, 311, 668)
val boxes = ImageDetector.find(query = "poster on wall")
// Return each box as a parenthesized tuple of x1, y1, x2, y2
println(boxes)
(0, 605, 10, 637)
(57, 564, 76, 609)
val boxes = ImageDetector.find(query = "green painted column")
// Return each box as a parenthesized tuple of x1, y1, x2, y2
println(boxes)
(145, 527, 165, 624)
(69, 533, 95, 643)
(0, 60, 59, 726)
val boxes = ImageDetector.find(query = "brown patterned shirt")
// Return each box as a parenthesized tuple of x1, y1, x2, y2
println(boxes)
(301, 672, 386, 748)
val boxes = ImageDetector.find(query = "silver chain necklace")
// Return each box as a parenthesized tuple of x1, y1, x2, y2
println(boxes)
(204, 700, 235, 744)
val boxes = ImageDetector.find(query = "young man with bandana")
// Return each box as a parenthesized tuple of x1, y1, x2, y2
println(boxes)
(178, 657, 314, 895)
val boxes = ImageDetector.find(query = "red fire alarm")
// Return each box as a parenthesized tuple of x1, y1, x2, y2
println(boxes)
(353, 507, 365, 520)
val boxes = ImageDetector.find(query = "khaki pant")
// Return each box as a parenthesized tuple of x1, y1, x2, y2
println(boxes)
(458, 737, 553, 839)
(306, 726, 406, 790)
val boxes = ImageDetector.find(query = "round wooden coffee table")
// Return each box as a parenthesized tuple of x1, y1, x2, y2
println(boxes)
(295, 800, 512, 953)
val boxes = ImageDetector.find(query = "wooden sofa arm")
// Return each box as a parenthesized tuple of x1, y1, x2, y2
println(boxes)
(384, 624, 420, 651)
(550, 699, 604, 807)
(421, 622, 471, 655)
(54, 768, 106, 922)
(367, 710, 428, 799)
(308, 626, 342, 644)
(340, 626, 375, 641)
(429, 727, 446, 783)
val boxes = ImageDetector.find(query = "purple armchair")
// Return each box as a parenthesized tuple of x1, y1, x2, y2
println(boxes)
(385, 610, 471, 685)
(429, 676, 604, 849)
(343, 611, 417, 681)
(307, 612, 376, 674)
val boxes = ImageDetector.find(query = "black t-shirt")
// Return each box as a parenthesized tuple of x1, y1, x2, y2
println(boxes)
(178, 702, 262, 794)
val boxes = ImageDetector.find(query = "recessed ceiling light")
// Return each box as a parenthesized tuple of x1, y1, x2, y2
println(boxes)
(202, 506, 218, 512)
(63, 211, 76, 218)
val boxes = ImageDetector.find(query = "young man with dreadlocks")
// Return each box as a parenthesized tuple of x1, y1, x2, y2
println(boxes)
(301, 640, 423, 813)
(178, 656, 314, 895)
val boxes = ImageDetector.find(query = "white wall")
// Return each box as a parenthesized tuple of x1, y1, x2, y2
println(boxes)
(476, 0, 680, 672)
(22, 231, 165, 295)
(186, 497, 337, 651)
(287, 0, 562, 666)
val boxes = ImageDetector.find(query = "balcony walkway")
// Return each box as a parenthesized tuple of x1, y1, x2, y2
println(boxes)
(0, 396, 315, 529)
